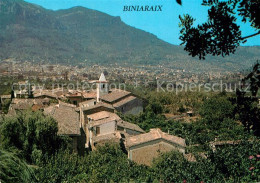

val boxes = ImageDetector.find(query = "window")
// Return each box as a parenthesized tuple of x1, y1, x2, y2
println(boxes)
(96, 126, 100, 135)
(117, 126, 124, 131)
(102, 84, 105, 89)
(73, 101, 78, 105)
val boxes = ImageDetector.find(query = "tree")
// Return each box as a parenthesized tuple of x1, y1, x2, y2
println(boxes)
(35, 143, 150, 183)
(242, 61, 260, 97)
(207, 139, 260, 182)
(34, 150, 87, 183)
(152, 139, 260, 182)
(199, 96, 234, 122)
(179, 0, 260, 59)
(0, 111, 69, 163)
(0, 149, 36, 183)
(0, 116, 25, 151)
(233, 62, 260, 136)
(152, 150, 221, 182)
(178, 0, 260, 136)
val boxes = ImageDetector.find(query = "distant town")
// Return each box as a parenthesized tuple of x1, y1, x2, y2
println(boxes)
(0, 60, 244, 88)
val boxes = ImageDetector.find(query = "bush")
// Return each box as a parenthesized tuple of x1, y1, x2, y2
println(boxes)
(151, 139, 260, 182)
(0, 149, 36, 183)
(199, 96, 234, 122)
(0, 111, 69, 163)
(35, 143, 150, 183)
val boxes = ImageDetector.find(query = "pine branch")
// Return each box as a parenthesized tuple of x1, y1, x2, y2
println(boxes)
(241, 31, 260, 40)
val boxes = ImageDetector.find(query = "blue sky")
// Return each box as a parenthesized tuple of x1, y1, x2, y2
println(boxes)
(25, 0, 259, 46)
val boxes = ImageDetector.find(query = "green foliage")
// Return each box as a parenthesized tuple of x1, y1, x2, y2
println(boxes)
(0, 91, 259, 182)
(152, 151, 220, 182)
(34, 150, 87, 183)
(179, 0, 260, 59)
(35, 143, 150, 183)
(122, 92, 250, 146)
(0, 99, 11, 114)
(207, 139, 260, 182)
(151, 139, 260, 182)
(146, 101, 163, 115)
(0, 111, 69, 163)
(199, 96, 234, 122)
(0, 116, 26, 150)
(234, 62, 260, 136)
(0, 149, 36, 183)
(84, 144, 133, 182)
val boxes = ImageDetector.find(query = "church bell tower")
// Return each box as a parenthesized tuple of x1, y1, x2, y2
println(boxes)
(96, 73, 108, 102)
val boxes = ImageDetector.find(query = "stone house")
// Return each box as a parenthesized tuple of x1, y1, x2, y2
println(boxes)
(80, 105, 144, 149)
(82, 91, 97, 101)
(86, 111, 145, 149)
(33, 91, 58, 100)
(96, 73, 143, 115)
(100, 90, 143, 115)
(8, 98, 50, 115)
(125, 128, 186, 166)
(13, 89, 28, 98)
(66, 92, 83, 106)
(117, 119, 145, 136)
(79, 103, 115, 148)
(66, 91, 96, 106)
(79, 99, 96, 108)
(86, 111, 121, 148)
(80, 103, 115, 126)
(43, 102, 85, 153)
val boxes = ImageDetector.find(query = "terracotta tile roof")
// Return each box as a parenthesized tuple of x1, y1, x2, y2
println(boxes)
(113, 96, 137, 108)
(58, 101, 77, 108)
(100, 89, 131, 103)
(54, 90, 66, 97)
(31, 104, 44, 111)
(33, 91, 58, 99)
(87, 111, 111, 121)
(88, 112, 120, 127)
(9, 99, 47, 110)
(125, 128, 186, 148)
(81, 102, 114, 111)
(66, 91, 82, 97)
(34, 89, 78, 99)
(82, 91, 96, 99)
(92, 132, 121, 144)
(117, 120, 144, 133)
(44, 103, 80, 136)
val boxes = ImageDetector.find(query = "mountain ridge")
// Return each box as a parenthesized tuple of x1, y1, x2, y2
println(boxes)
(0, 0, 259, 72)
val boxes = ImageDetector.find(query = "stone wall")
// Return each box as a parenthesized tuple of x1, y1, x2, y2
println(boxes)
(98, 121, 116, 135)
(115, 97, 143, 115)
(129, 139, 185, 166)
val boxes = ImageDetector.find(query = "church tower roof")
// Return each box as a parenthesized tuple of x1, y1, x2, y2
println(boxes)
(99, 73, 107, 82)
